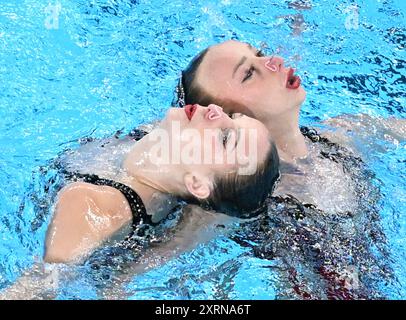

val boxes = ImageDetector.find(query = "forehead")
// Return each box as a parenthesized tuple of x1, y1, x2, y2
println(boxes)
(197, 41, 252, 95)
(203, 41, 250, 70)
(211, 40, 250, 56)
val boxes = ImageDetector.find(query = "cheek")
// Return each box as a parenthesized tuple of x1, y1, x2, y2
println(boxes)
(244, 85, 289, 116)
(201, 139, 238, 171)
(214, 77, 238, 102)
(240, 86, 266, 109)
(199, 135, 221, 164)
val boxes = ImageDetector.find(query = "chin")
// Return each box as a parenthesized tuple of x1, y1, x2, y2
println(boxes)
(286, 86, 306, 110)
(159, 108, 179, 130)
(296, 86, 307, 104)
(165, 108, 184, 122)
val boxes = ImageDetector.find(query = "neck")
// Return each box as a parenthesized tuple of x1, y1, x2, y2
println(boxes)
(122, 137, 182, 221)
(126, 175, 178, 223)
(264, 107, 308, 162)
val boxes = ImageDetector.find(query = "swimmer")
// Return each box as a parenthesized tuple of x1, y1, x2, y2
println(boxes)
(0, 104, 279, 300)
(44, 104, 279, 264)
(176, 40, 405, 213)
(175, 40, 405, 298)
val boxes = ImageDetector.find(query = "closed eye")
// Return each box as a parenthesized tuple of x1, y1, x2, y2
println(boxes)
(256, 49, 265, 57)
(232, 113, 243, 119)
(227, 112, 243, 119)
(221, 128, 232, 148)
(242, 66, 255, 82)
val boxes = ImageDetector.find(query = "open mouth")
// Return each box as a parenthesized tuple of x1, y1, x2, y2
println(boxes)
(286, 68, 301, 89)
(184, 104, 197, 121)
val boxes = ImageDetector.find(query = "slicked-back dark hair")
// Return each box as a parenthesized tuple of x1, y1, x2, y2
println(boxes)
(174, 48, 216, 108)
(175, 47, 280, 216)
(209, 142, 280, 217)
(182, 142, 280, 217)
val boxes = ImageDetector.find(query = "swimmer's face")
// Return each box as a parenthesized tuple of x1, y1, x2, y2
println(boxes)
(157, 104, 272, 200)
(195, 40, 306, 123)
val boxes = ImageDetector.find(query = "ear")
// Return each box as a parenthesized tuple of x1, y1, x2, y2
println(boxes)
(183, 173, 212, 200)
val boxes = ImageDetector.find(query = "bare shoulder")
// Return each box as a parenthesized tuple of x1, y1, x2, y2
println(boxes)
(59, 182, 131, 214)
(44, 182, 132, 264)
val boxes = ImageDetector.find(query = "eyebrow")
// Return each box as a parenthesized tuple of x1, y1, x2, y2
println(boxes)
(232, 44, 255, 78)
(232, 56, 247, 78)
(247, 43, 259, 53)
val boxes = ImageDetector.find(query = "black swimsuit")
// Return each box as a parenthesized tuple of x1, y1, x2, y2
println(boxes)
(58, 128, 158, 240)
(67, 172, 157, 227)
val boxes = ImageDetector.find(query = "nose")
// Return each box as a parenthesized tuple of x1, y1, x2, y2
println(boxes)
(264, 56, 284, 72)
(205, 104, 223, 121)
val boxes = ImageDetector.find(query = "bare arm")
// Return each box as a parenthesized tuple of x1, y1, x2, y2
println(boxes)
(0, 262, 65, 300)
(44, 182, 133, 263)
(1, 204, 236, 300)
(319, 114, 405, 156)
(0, 182, 134, 299)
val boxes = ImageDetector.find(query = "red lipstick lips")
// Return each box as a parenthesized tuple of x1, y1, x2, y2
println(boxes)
(286, 68, 301, 89)
(184, 104, 197, 121)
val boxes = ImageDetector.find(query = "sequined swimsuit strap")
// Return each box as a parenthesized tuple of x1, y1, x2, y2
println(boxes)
(67, 172, 157, 228)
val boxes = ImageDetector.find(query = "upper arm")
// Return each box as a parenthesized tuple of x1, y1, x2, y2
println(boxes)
(44, 182, 133, 264)
(320, 114, 406, 155)
(324, 114, 405, 136)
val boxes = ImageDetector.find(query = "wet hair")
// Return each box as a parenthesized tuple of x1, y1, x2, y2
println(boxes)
(49, 127, 389, 297)
(184, 142, 280, 218)
(175, 48, 279, 216)
(175, 47, 251, 116)
(174, 48, 216, 108)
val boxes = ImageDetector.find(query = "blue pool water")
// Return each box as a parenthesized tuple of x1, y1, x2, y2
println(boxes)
(0, 0, 405, 299)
